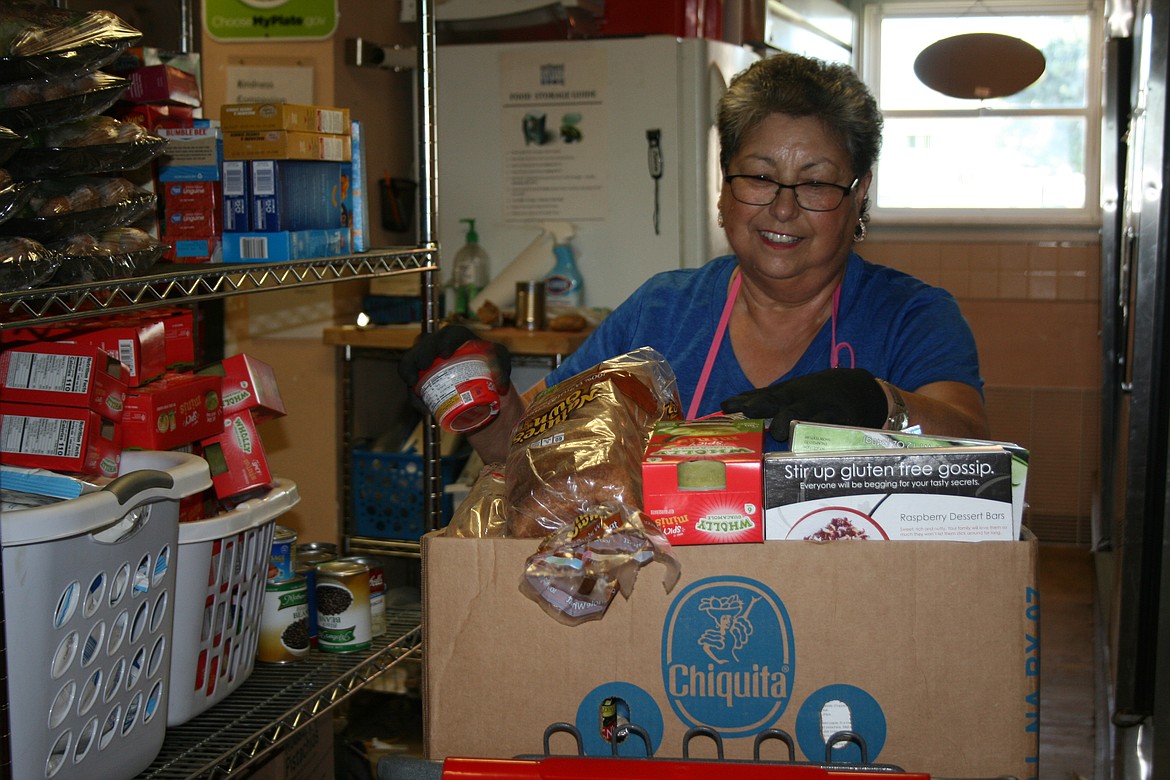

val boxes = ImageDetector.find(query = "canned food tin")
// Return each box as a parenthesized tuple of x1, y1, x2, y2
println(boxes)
(296, 541, 339, 559)
(339, 555, 386, 637)
(315, 560, 371, 653)
(270, 525, 298, 582)
(293, 562, 320, 648)
(257, 575, 310, 663)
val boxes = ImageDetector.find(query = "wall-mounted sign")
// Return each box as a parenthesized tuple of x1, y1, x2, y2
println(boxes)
(203, 0, 338, 42)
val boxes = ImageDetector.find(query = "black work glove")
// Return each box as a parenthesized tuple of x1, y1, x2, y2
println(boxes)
(720, 367, 888, 443)
(397, 324, 512, 412)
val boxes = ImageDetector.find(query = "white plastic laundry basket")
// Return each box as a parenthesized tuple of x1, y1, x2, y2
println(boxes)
(167, 477, 300, 726)
(1, 450, 211, 780)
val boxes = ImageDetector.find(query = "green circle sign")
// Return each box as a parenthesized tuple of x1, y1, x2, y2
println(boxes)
(203, 0, 339, 41)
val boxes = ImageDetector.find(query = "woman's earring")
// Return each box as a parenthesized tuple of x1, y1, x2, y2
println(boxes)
(717, 211, 725, 228)
(853, 217, 867, 242)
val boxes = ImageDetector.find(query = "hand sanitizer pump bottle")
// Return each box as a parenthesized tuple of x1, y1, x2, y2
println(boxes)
(451, 218, 489, 318)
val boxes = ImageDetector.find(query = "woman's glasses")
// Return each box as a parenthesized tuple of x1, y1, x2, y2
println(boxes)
(724, 175, 859, 211)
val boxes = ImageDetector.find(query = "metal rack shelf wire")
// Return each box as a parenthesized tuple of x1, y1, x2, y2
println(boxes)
(0, 248, 438, 330)
(137, 606, 421, 779)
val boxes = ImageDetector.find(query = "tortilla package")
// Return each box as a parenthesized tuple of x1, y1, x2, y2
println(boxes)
(505, 347, 683, 624)
(505, 346, 682, 537)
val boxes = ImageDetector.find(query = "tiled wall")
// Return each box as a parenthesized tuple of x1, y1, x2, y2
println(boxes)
(862, 238, 1101, 543)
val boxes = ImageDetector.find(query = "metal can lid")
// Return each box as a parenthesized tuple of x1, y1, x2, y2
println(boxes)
(298, 550, 339, 565)
(296, 541, 338, 554)
(273, 525, 298, 542)
(316, 560, 368, 578)
(338, 555, 383, 571)
(265, 574, 306, 590)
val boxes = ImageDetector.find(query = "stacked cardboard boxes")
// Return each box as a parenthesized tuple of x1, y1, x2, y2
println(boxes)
(219, 103, 359, 262)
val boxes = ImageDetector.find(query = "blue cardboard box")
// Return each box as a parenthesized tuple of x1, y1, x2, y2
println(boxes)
(250, 159, 344, 232)
(221, 160, 250, 232)
(222, 228, 350, 263)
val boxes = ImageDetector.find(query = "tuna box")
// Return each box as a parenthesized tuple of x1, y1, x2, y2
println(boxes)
(641, 418, 764, 545)
(423, 533, 1040, 779)
(763, 447, 1015, 542)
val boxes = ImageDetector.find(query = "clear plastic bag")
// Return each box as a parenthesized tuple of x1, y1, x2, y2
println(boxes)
(0, 5, 141, 83)
(48, 227, 166, 284)
(0, 71, 128, 132)
(444, 464, 509, 538)
(2, 175, 154, 240)
(0, 234, 60, 290)
(8, 115, 166, 179)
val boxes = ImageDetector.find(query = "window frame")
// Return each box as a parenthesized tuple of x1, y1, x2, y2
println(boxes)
(859, 0, 1105, 228)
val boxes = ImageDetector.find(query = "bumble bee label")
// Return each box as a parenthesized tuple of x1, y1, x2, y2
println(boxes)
(316, 560, 371, 653)
(257, 576, 309, 663)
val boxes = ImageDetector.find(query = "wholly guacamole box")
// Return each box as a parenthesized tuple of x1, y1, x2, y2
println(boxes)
(642, 418, 765, 545)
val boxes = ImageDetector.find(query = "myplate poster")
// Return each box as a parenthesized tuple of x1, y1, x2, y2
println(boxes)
(203, 0, 338, 41)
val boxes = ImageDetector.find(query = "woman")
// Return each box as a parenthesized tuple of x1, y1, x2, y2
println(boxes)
(401, 52, 989, 462)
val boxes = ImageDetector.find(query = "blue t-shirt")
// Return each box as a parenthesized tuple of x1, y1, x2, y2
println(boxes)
(547, 254, 983, 420)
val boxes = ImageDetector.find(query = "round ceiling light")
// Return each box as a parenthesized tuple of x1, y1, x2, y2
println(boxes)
(913, 32, 1046, 100)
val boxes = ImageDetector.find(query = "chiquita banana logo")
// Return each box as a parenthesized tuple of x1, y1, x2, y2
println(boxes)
(661, 576, 795, 737)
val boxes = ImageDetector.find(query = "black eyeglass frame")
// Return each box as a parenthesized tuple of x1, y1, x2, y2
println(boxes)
(723, 174, 860, 212)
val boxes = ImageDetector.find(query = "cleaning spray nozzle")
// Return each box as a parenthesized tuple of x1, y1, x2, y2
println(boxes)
(461, 218, 478, 243)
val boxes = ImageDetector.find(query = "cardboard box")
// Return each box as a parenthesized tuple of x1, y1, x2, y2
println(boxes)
(347, 119, 370, 252)
(124, 63, 202, 106)
(223, 130, 352, 162)
(198, 353, 286, 424)
(250, 159, 344, 232)
(200, 411, 271, 499)
(220, 227, 350, 263)
(221, 159, 250, 232)
(423, 533, 1040, 779)
(642, 418, 765, 545)
(788, 421, 1030, 539)
(221, 103, 350, 135)
(113, 102, 195, 131)
(141, 306, 196, 368)
(0, 402, 122, 478)
(66, 318, 167, 387)
(763, 447, 1015, 541)
(0, 342, 128, 422)
(121, 372, 222, 450)
(158, 124, 223, 182)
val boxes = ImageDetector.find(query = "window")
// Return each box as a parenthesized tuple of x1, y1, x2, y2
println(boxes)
(860, 1, 1102, 225)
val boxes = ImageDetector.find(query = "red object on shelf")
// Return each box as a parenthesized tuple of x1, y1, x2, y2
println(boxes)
(600, 0, 724, 40)
(438, 756, 931, 779)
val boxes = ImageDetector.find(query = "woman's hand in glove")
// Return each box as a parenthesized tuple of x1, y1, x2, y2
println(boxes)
(396, 324, 513, 406)
(720, 367, 889, 442)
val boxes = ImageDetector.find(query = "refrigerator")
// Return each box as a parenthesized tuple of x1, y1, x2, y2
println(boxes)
(1098, 0, 1170, 775)
(435, 35, 760, 313)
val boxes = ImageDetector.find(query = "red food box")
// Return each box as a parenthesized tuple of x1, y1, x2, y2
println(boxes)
(200, 411, 272, 499)
(121, 372, 222, 451)
(163, 206, 221, 239)
(198, 353, 286, 423)
(67, 318, 167, 387)
(641, 417, 765, 545)
(162, 180, 221, 210)
(0, 342, 128, 422)
(124, 64, 202, 106)
(145, 306, 197, 368)
(0, 402, 122, 478)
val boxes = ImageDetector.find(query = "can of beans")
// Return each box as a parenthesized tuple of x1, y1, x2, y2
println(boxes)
(296, 547, 338, 647)
(339, 555, 386, 637)
(257, 575, 310, 663)
(270, 525, 298, 582)
(315, 560, 371, 653)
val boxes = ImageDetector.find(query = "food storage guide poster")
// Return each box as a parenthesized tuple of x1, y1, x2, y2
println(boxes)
(498, 48, 609, 224)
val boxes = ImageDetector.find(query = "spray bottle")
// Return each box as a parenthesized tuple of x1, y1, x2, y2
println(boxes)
(542, 221, 582, 309)
(450, 218, 489, 318)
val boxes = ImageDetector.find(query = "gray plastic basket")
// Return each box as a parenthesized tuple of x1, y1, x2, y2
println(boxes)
(1, 450, 211, 780)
